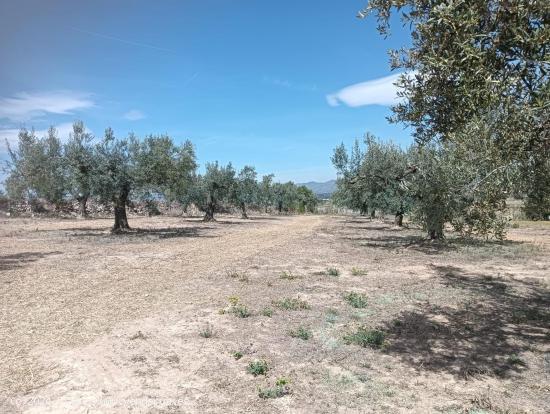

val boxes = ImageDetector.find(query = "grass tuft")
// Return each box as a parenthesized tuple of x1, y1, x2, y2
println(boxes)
(227, 297, 252, 318)
(199, 322, 214, 338)
(289, 326, 312, 340)
(344, 327, 385, 348)
(232, 304, 252, 318)
(274, 297, 311, 311)
(258, 385, 290, 399)
(344, 292, 369, 308)
(326, 267, 340, 277)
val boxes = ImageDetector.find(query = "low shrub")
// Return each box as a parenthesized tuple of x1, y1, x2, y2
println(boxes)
(247, 359, 269, 376)
(344, 292, 368, 308)
(289, 326, 311, 340)
(344, 327, 385, 349)
(274, 297, 310, 311)
(326, 267, 340, 277)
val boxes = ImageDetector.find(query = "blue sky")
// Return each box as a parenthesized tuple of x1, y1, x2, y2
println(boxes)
(0, 0, 412, 183)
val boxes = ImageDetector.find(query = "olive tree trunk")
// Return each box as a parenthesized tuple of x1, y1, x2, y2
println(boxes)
(240, 202, 249, 219)
(394, 202, 404, 227)
(112, 190, 130, 232)
(394, 213, 403, 226)
(77, 195, 88, 218)
(428, 224, 444, 240)
(203, 193, 216, 221)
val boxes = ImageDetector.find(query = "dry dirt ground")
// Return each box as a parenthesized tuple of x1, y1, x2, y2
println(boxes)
(0, 214, 549, 413)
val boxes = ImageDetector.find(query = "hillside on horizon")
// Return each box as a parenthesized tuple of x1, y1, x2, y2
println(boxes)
(298, 179, 336, 198)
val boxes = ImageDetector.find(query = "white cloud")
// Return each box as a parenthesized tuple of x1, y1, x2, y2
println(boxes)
(123, 109, 146, 121)
(0, 122, 77, 154)
(0, 91, 94, 122)
(326, 72, 413, 107)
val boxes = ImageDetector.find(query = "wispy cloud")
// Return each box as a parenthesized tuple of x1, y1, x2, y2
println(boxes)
(0, 91, 94, 122)
(326, 72, 413, 107)
(263, 76, 318, 92)
(72, 28, 175, 54)
(123, 109, 146, 121)
(0, 122, 76, 154)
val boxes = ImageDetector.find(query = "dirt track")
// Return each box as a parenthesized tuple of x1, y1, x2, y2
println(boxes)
(1, 215, 549, 413)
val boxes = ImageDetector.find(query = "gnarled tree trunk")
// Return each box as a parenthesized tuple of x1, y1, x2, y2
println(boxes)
(394, 213, 403, 226)
(203, 193, 216, 221)
(240, 202, 249, 219)
(428, 224, 444, 240)
(77, 195, 88, 218)
(370, 209, 376, 219)
(394, 202, 404, 227)
(112, 190, 130, 232)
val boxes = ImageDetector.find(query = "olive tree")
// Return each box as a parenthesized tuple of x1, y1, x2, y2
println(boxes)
(332, 134, 411, 224)
(91, 128, 136, 231)
(404, 119, 512, 239)
(91, 130, 193, 231)
(360, 0, 550, 219)
(64, 121, 94, 217)
(332, 140, 371, 215)
(258, 174, 275, 213)
(232, 165, 258, 219)
(296, 185, 318, 213)
(192, 162, 236, 221)
(5, 127, 66, 209)
(272, 182, 297, 214)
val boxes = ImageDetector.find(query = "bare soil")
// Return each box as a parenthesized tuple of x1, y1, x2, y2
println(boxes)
(0, 215, 548, 413)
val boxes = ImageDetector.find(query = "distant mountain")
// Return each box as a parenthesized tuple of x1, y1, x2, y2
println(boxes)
(299, 180, 337, 198)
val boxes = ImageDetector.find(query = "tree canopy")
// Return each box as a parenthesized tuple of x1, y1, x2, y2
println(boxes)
(357, 0, 549, 222)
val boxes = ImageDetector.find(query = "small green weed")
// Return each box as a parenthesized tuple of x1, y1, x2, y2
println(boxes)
(258, 384, 290, 399)
(199, 322, 214, 338)
(507, 354, 525, 366)
(274, 297, 311, 311)
(226, 297, 252, 318)
(232, 351, 243, 360)
(247, 359, 269, 376)
(261, 307, 273, 317)
(344, 327, 386, 349)
(344, 292, 368, 308)
(289, 326, 311, 340)
(326, 267, 340, 277)
(232, 303, 252, 318)
(276, 377, 290, 386)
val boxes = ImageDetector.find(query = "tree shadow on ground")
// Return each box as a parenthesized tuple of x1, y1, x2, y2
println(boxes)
(60, 226, 218, 240)
(348, 231, 526, 256)
(382, 265, 550, 379)
(0, 251, 62, 271)
(346, 234, 454, 255)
